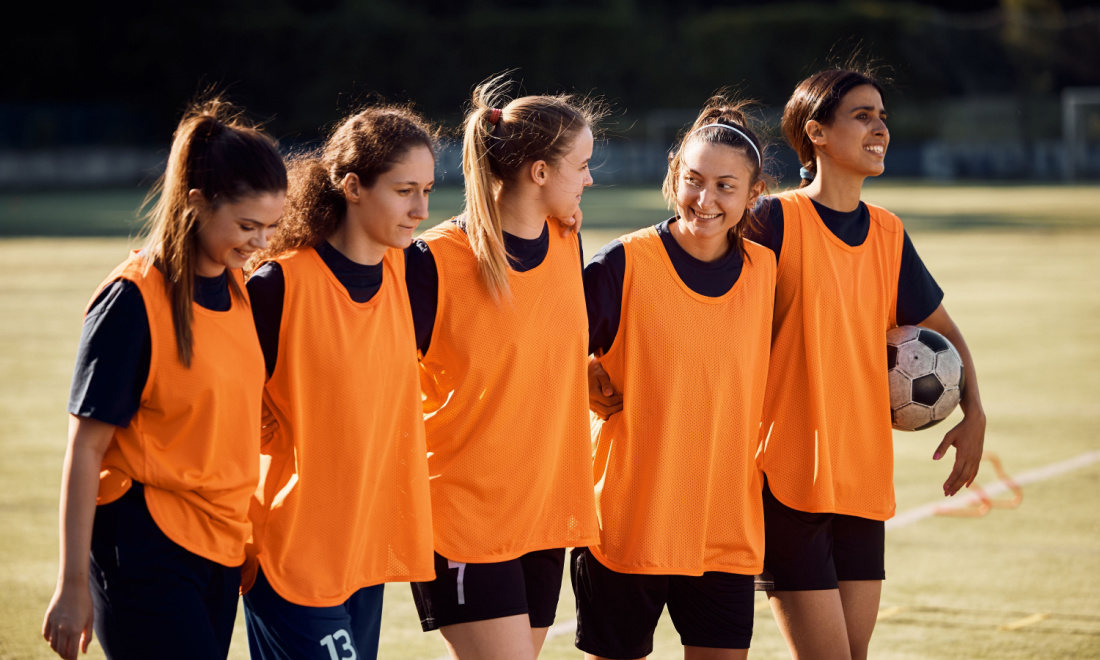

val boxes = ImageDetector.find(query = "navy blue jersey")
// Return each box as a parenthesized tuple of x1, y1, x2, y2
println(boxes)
(405, 219, 585, 356)
(584, 218, 746, 357)
(247, 241, 385, 378)
(68, 268, 231, 427)
(747, 196, 943, 327)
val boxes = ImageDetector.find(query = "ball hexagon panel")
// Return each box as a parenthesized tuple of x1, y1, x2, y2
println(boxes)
(934, 350, 963, 389)
(932, 387, 962, 421)
(896, 340, 936, 379)
(894, 402, 933, 431)
(887, 325, 921, 345)
(889, 369, 912, 410)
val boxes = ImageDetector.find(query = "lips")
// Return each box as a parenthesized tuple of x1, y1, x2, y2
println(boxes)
(864, 144, 886, 155)
(692, 208, 721, 221)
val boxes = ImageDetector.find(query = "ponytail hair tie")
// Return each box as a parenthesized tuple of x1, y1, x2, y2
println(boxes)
(799, 166, 815, 181)
(488, 108, 503, 125)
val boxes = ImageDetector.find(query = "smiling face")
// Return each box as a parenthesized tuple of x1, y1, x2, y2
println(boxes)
(540, 125, 594, 220)
(814, 84, 889, 177)
(672, 140, 762, 251)
(354, 144, 435, 251)
(195, 191, 285, 277)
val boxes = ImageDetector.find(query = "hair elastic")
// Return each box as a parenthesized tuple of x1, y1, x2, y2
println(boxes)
(488, 108, 503, 125)
(799, 166, 815, 181)
(691, 122, 762, 165)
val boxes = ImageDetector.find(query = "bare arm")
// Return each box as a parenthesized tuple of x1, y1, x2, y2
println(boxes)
(918, 303, 986, 497)
(42, 415, 116, 660)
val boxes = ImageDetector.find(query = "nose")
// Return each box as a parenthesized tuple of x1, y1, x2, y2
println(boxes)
(584, 170, 593, 188)
(253, 228, 271, 249)
(873, 116, 888, 136)
(697, 187, 715, 210)
(411, 193, 429, 221)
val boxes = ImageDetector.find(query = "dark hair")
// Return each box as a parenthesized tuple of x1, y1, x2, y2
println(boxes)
(142, 97, 287, 367)
(782, 68, 885, 188)
(663, 93, 770, 263)
(463, 72, 605, 299)
(252, 106, 437, 264)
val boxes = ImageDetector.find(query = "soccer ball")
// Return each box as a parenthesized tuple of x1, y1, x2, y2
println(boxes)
(887, 325, 965, 432)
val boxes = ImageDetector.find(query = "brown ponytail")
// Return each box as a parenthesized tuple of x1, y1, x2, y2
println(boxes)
(251, 105, 437, 265)
(141, 97, 286, 367)
(663, 92, 770, 263)
(462, 73, 604, 301)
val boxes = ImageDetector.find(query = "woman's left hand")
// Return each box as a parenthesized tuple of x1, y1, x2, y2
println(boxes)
(934, 409, 986, 496)
(554, 206, 583, 237)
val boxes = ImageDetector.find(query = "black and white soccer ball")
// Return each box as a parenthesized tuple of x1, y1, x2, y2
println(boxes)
(887, 325, 965, 432)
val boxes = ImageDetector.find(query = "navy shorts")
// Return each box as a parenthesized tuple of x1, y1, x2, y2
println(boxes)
(89, 483, 241, 660)
(410, 548, 565, 631)
(756, 477, 886, 592)
(243, 566, 384, 660)
(571, 547, 755, 659)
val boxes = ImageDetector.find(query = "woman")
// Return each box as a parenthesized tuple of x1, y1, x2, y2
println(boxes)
(242, 105, 438, 660)
(408, 74, 601, 660)
(577, 97, 774, 660)
(751, 68, 986, 660)
(41, 98, 286, 660)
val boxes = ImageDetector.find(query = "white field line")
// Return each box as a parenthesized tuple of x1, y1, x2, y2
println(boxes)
(430, 448, 1100, 658)
(886, 448, 1100, 530)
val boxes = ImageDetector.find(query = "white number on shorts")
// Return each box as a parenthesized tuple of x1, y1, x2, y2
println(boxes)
(319, 629, 357, 660)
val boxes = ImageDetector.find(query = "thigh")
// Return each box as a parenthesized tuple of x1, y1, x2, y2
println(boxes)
(570, 547, 667, 660)
(90, 486, 232, 660)
(668, 572, 755, 651)
(831, 514, 885, 582)
(346, 584, 385, 660)
(244, 567, 367, 660)
(519, 548, 566, 628)
(410, 552, 529, 631)
(758, 478, 838, 592)
(766, 589, 852, 660)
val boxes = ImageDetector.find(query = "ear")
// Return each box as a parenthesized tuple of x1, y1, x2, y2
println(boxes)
(528, 159, 549, 187)
(342, 173, 362, 203)
(805, 120, 827, 147)
(746, 180, 767, 210)
(187, 189, 207, 210)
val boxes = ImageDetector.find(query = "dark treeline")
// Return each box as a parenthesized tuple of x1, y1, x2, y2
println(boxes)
(5, 0, 1098, 148)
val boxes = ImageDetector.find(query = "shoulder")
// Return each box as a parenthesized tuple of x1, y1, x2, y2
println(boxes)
(587, 238, 626, 269)
(87, 277, 146, 322)
(419, 218, 465, 245)
(864, 201, 904, 235)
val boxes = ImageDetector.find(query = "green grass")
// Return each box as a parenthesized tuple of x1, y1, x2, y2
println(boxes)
(2, 185, 1099, 659)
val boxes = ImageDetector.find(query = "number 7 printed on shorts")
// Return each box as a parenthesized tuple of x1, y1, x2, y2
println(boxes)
(320, 629, 357, 660)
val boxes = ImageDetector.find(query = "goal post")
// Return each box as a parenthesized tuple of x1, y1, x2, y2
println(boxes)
(1062, 87, 1100, 181)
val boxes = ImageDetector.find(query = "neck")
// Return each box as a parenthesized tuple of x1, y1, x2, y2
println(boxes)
(328, 219, 387, 266)
(669, 219, 731, 263)
(802, 159, 866, 213)
(495, 186, 548, 240)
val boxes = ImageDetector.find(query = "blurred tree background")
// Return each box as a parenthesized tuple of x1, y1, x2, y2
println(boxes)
(2, 0, 1098, 184)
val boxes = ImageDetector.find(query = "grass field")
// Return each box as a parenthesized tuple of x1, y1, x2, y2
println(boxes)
(1, 184, 1099, 659)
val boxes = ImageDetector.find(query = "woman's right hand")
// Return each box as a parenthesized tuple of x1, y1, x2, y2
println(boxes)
(42, 581, 94, 660)
(588, 356, 622, 419)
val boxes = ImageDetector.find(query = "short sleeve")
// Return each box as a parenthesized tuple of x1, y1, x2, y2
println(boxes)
(246, 262, 285, 378)
(583, 240, 626, 356)
(405, 239, 439, 355)
(746, 196, 784, 259)
(897, 230, 944, 326)
(67, 279, 151, 427)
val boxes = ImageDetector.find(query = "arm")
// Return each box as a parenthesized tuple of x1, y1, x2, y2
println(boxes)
(42, 415, 116, 660)
(583, 240, 626, 418)
(918, 303, 986, 496)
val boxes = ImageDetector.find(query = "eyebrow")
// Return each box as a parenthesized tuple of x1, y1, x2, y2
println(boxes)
(394, 180, 433, 186)
(849, 105, 885, 113)
(686, 167, 740, 180)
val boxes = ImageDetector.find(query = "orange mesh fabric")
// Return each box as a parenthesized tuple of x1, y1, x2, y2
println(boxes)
(759, 190, 904, 521)
(418, 220, 599, 563)
(245, 248, 434, 606)
(590, 227, 775, 576)
(94, 251, 265, 566)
